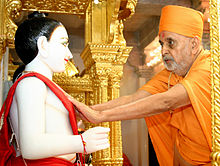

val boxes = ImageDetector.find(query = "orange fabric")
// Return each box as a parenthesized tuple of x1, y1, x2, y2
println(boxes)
(140, 50, 211, 166)
(159, 5, 204, 41)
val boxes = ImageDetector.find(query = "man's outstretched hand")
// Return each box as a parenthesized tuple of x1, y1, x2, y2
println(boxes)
(66, 93, 104, 124)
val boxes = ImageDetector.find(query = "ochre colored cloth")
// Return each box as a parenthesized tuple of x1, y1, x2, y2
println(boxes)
(140, 50, 211, 166)
(0, 72, 82, 166)
(159, 5, 204, 41)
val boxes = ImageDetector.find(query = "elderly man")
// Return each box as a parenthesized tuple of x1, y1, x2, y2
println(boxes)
(72, 5, 211, 166)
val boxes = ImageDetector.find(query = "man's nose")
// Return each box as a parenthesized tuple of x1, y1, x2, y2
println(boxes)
(161, 45, 169, 56)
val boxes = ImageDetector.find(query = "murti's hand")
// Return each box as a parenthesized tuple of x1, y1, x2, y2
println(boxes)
(81, 127, 110, 154)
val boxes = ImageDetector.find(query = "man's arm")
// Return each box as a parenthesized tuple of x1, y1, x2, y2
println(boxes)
(69, 89, 151, 123)
(73, 83, 190, 123)
(101, 83, 190, 122)
(91, 90, 151, 111)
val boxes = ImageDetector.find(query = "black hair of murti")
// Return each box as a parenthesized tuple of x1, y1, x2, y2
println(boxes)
(12, 64, 25, 83)
(28, 11, 49, 19)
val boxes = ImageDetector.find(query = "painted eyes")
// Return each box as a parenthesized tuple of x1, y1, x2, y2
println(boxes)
(61, 41, 69, 47)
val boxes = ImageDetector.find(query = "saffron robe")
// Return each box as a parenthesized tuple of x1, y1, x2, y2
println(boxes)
(140, 50, 211, 166)
(0, 72, 83, 166)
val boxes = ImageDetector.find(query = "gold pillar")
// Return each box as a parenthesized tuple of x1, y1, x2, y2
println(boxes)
(81, 43, 132, 165)
(82, 1, 136, 165)
(0, 0, 21, 98)
(85, 0, 121, 45)
(210, 0, 220, 165)
(0, 0, 6, 63)
(0, 0, 22, 63)
(108, 65, 124, 165)
(93, 68, 111, 165)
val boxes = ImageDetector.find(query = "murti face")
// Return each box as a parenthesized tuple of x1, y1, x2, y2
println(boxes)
(46, 26, 73, 73)
(159, 31, 194, 77)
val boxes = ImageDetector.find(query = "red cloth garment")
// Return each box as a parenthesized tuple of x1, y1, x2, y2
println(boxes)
(123, 153, 132, 166)
(8, 156, 79, 166)
(0, 72, 83, 166)
(140, 50, 211, 165)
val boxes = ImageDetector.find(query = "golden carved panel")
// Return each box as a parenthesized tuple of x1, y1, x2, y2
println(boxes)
(6, 0, 22, 20)
(81, 43, 132, 70)
(119, 0, 138, 20)
(53, 74, 93, 93)
(5, 0, 22, 48)
(21, 0, 89, 15)
(69, 92, 86, 104)
(0, 39, 6, 59)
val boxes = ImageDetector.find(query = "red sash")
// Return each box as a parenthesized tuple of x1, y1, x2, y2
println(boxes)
(0, 72, 83, 165)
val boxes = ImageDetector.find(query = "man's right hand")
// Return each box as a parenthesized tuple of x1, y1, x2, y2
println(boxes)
(68, 96, 104, 124)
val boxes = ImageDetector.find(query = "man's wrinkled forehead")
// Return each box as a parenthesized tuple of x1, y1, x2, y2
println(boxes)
(161, 31, 165, 39)
(159, 31, 183, 40)
(159, 31, 175, 42)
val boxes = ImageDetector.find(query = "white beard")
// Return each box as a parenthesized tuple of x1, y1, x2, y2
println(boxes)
(163, 58, 188, 76)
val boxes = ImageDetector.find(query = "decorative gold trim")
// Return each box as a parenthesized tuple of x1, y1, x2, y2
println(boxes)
(107, 0, 121, 43)
(0, 38, 6, 61)
(81, 43, 132, 70)
(118, 0, 138, 20)
(53, 74, 93, 93)
(210, 0, 220, 165)
(21, 0, 90, 16)
(5, 0, 22, 48)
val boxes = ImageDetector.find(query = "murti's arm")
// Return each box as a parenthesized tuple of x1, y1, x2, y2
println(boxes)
(16, 78, 109, 159)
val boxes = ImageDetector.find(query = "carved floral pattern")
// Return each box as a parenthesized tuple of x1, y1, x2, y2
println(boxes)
(22, 0, 89, 15)
(5, 0, 22, 47)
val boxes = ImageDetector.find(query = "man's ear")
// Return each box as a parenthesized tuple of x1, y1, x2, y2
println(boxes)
(191, 36, 200, 55)
(37, 36, 49, 58)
